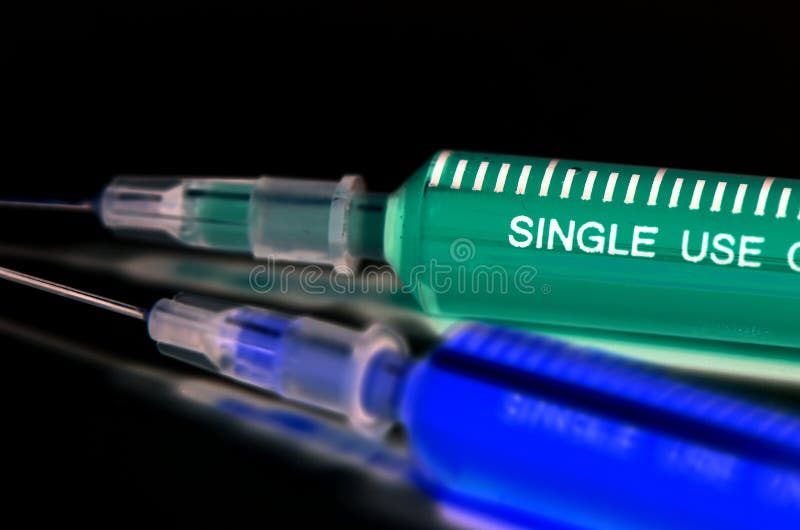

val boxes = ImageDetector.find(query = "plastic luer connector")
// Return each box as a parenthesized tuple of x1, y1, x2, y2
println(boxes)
(100, 174, 382, 267)
(248, 175, 366, 268)
(100, 177, 255, 252)
(146, 294, 406, 435)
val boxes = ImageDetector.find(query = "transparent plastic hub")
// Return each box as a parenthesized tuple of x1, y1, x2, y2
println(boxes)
(100, 177, 255, 252)
(100, 174, 385, 267)
(146, 294, 407, 435)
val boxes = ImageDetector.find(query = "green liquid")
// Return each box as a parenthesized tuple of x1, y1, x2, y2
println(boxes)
(386, 151, 800, 347)
(182, 180, 254, 252)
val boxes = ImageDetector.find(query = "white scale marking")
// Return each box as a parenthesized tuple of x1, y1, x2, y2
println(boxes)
(429, 150, 451, 187)
(494, 163, 510, 193)
(710, 181, 726, 212)
(472, 161, 489, 191)
(603, 172, 619, 203)
(668, 178, 683, 208)
(516, 165, 533, 194)
(776, 187, 791, 218)
(538, 159, 559, 197)
(689, 180, 705, 210)
(755, 177, 774, 216)
(451, 159, 468, 189)
(647, 168, 666, 206)
(581, 170, 597, 200)
(624, 174, 639, 204)
(561, 168, 576, 198)
(732, 184, 747, 214)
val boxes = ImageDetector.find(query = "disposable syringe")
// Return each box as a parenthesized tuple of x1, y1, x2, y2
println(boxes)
(5, 150, 799, 347)
(2, 265, 800, 530)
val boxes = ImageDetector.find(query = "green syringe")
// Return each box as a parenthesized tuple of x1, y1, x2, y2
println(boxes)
(17, 150, 800, 347)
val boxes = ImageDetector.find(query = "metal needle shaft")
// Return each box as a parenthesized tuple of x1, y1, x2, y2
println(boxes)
(0, 265, 147, 320)
(0, 199, 95, 212)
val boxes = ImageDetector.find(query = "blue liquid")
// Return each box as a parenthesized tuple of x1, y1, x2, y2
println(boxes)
(401, 324, 800, 530)
(228, 308, 291, 388)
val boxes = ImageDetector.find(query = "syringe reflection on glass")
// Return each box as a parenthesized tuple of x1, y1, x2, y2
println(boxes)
(1, 265, 799, 530)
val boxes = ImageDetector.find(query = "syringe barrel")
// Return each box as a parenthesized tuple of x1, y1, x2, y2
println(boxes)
(146, 294, 407, 435)
(402, 323, 800, 530)
(385, 150, 800, 346)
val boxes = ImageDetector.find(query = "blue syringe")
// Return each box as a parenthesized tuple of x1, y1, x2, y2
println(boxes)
(1, 265, 799, 529)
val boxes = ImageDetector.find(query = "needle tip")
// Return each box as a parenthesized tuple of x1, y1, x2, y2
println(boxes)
(0, 198, 95, 213)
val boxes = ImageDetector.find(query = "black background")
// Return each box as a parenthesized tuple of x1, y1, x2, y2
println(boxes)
(1, 4, 799, 528)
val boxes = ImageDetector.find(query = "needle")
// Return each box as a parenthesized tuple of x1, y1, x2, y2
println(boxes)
(0, 199, 95, 212)
(0, 265, 147, 320)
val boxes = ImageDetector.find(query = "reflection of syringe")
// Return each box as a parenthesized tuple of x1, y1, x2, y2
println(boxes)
(2, 264, 800, 530)
(4, 150, 800, 346)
